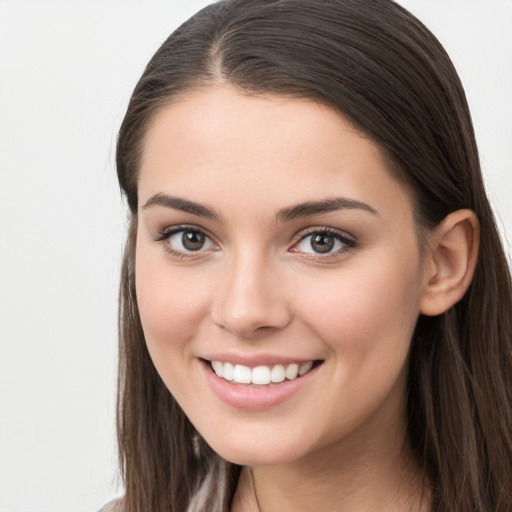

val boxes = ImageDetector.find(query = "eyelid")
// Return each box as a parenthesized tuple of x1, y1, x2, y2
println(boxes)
(294, 226, 356, 243)
(290, 226, 357, 256)
(152, 224, 356, 259)
(153, 224, 214, 242)
(153, 224, 219, 257)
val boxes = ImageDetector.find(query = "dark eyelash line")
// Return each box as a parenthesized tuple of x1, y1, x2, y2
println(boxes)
(152, 224, 357, 259)
(152, 224, 206, 243)
(152, 224, 213, 259)
(294, 227, 357, 249)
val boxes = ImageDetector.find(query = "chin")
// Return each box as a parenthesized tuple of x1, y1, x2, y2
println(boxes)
(214, 445, 297, 467)
(199, 427, 311, 467)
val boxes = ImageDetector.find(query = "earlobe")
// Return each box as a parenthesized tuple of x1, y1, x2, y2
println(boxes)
(420, 209, 480, 316)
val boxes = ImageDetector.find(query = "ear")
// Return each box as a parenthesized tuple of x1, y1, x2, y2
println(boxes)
(420, 209, 480, 316)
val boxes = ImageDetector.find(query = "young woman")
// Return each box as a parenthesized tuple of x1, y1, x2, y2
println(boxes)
(104, 0, 512, 510)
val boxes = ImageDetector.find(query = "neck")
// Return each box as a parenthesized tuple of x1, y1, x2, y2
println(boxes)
(231, 405, 430, 512)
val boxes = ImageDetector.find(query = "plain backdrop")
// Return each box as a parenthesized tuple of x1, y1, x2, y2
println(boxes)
(0, 1, 510, 511)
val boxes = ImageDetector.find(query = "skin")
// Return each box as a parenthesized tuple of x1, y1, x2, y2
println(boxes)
(134, 86, 474, 511)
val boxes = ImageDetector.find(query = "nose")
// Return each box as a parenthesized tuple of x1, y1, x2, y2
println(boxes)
(210, 251, 292, 339)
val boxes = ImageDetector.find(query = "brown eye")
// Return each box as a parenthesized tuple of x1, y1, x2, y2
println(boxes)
(293, 229, 356, 256)
(182, 230, 205, 251)
(164, 228, 215, 254)
(310, 233, 335, 253)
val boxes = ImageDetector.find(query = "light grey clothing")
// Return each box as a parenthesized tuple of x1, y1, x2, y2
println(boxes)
(98, 497, 122, 512)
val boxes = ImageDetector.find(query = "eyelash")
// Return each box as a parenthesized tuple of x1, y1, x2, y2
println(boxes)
(153, 225, 356, 260)
(290, 227, 357, 259)
(153, 224, 217, 259)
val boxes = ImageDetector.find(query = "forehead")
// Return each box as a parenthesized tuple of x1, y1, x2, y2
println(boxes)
(138, 86, 413, 221)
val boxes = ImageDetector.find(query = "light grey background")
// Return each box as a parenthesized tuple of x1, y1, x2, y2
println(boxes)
(0, 1, 510, 511)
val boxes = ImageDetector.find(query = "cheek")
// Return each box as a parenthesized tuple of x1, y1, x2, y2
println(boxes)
(288, 252, 423, 442)
(135, 247, 211, 357)
(134, 248, 216, 411)
(297, 250, 423, 362)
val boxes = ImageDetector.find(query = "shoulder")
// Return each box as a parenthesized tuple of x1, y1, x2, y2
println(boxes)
(97, 497, 123, 512)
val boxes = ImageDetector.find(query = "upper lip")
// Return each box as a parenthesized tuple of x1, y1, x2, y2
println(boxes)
(201, 352, 321, 367)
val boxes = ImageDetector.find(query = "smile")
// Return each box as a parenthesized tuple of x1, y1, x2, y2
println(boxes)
(202, 358, 323, 409)
(210, 360, 315, 385)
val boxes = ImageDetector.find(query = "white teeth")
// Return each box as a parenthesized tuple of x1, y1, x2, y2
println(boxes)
(270, 364, 285, 383)
(285, 363, 299, 380)
(252, 366, 271, 385)
(233, 364, 252, 384)
(212, 360, 224, 377)
(299, 361, 313, 376)
(223, 362, 234, 381)
(210, 360, 316, 385)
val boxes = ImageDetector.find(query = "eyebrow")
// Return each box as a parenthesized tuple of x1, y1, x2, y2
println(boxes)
(142, 193, 377, 222)
(142, 193, 221, 220)
(275, 197, 378, 222)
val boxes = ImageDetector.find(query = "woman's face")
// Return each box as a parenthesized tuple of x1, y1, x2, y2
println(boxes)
(135, 86, 429, 467)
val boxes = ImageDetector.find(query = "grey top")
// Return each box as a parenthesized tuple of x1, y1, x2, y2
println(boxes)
(97, 498, 123, 512)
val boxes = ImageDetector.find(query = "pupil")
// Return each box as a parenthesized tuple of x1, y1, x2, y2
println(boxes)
(182, 231, 205, 251)
(311, 233, 334, 253)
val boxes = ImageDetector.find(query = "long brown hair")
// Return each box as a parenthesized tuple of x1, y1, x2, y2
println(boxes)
(115, 1, 512, 510)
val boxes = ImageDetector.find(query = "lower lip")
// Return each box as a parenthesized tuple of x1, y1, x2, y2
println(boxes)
(200, 360, 320, 410)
